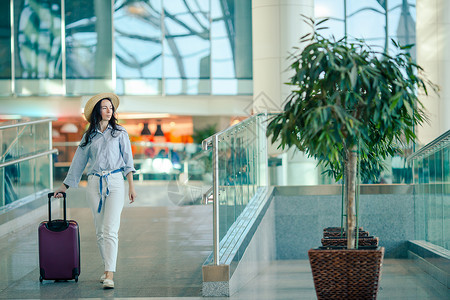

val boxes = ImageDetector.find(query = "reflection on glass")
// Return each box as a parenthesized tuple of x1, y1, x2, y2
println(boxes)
(2, 0, 253, 96)
(15, 0, 62, 79)
(163, 0, 210, 94)
(0, 1, 11, 80)
(315, 0, 416, 57)
(114, 0, 162, 80)
(66, 0, 112, 79)
(211, 0, 252, 94)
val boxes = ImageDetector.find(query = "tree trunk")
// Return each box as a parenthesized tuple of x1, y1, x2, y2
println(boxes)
(346, 145, 358, 249)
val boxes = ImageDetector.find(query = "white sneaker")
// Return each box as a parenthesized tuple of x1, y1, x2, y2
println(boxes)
(103, 278, 114, 289)
(100, 274, 106, 283)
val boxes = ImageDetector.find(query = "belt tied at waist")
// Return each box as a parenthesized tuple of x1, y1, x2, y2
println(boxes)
(94, 169, 122, 213)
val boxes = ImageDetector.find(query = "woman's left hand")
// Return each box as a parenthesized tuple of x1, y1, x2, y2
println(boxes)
(126, 172, 137, 204)
(129, 188, 137, 204)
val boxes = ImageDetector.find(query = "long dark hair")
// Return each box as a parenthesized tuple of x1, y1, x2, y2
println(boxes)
(80, 98, 123, 148)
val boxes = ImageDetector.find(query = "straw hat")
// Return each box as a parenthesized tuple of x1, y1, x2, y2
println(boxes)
(83, 93, 120, 122)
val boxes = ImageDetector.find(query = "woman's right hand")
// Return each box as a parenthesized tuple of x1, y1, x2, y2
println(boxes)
(54, 183, 67, 198)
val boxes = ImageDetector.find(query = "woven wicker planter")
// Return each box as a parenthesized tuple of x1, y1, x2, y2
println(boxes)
(323, 229, 369, 238)
(321, 236, 379, 247)
(308, 247, 384, 299)
(323, 227, 363, 232)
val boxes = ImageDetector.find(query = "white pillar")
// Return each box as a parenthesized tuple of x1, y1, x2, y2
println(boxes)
(252, 0, 315, 185)
(252, 0, 314, 112)
(416, 0, 450, 145)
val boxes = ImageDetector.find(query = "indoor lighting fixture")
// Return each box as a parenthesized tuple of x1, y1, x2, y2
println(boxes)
(60, 123, 78, 133)
(154, 120, 164, 136)
(140, 122, 151, 135)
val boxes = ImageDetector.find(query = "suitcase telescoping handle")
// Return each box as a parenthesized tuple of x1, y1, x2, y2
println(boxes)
(47, 192, 66, 222)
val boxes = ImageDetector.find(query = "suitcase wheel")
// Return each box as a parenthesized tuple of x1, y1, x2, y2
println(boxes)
(74, 275, 78, 282)
(39, 276, 43, 283)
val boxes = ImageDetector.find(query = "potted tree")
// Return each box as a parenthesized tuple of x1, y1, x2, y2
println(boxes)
(266, 18, 435, 299)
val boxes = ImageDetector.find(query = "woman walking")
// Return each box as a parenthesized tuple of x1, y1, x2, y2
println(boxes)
(54, 92, 137, 289)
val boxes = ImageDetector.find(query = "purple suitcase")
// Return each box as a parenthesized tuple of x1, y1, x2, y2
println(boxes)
(38, 192, 80, 282)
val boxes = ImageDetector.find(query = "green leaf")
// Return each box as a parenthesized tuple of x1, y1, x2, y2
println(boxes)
(266, 18, 435, 184)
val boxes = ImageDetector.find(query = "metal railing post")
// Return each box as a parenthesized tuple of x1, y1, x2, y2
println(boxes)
(212, 134, 220, 265)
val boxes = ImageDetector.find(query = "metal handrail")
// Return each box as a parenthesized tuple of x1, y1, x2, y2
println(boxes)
(0, 149, 58, 168)
(202, 186, 213, 204)
(407, 129, 450, 162)
(0, 118, 57, 130)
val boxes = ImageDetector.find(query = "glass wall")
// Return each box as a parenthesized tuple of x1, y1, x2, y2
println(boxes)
(315, 0, 416, 57)
(0, 0, 252, 96)
(410, 135, 450, 250)
(0, 1, 11, 96)
(14, 0, 63, 95)
(114, 0, 163, 95)
(211, 0, 252, 95)
(163, 0, 210, 95)
(66, 0, 113, 94)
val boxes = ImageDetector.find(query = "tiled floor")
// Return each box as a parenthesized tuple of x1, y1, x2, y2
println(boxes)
(0, 184, 213, 299)
(0, 183, 448, 299)
(220, 259, 450, 300)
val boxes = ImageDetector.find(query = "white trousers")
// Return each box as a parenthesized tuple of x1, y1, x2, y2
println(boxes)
(87, 172, 124, 272)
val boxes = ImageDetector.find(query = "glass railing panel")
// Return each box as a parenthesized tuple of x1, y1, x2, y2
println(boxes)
(435, 151, 444, 246)
(218, 135, 228, 241)
(409, 129, 450, 250)
(428, 153, 436, 244)
(34, 122, 50, 153)
(227, 133, 238, 234)
(36, 154, 51, 192)
(17, 124, 35, 158)
(203, 113, 268, 264)
(235, 131, 244, 219)
(415, 158, 425, 240)
(2, 127, 19, 161)
(248, 121, 255, 199)
(243, 124, 251, 207)
(16, 157, 35, 200)
(0, 118, 56, 210)
(1, 164, 19, 206)
(444, 148, 450, 249)
(1, 144, 48, 205)
(0, 170, 5, 206)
